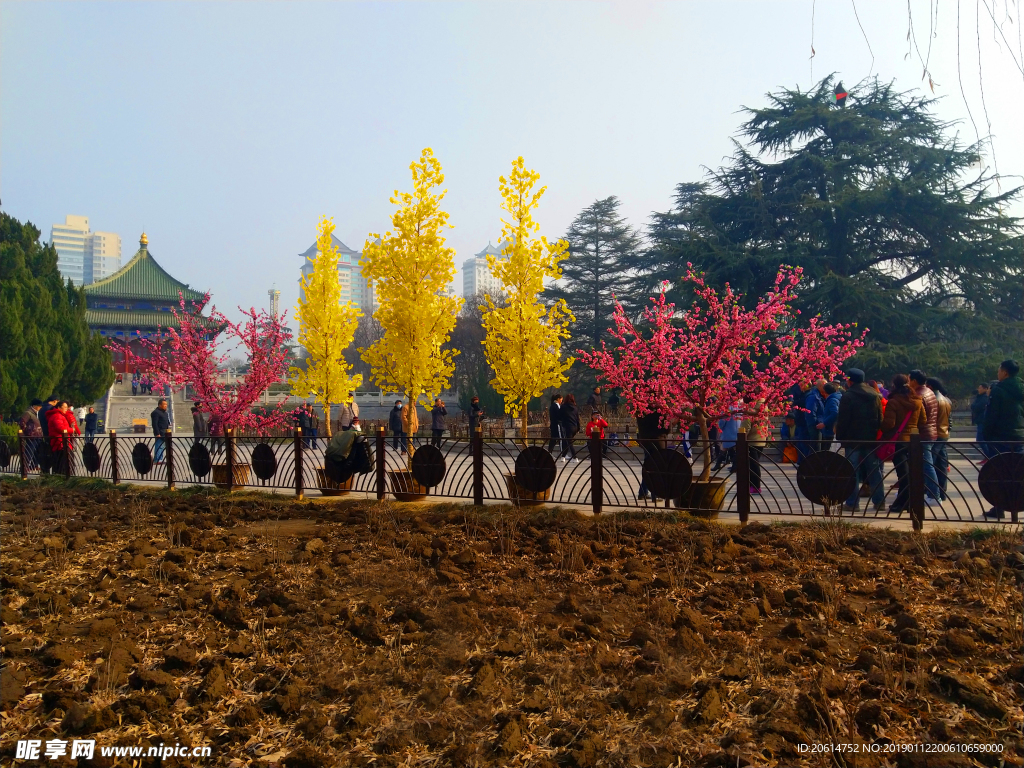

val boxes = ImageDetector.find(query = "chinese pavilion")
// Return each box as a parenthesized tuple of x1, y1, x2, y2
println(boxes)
(84, 233, 216, 373)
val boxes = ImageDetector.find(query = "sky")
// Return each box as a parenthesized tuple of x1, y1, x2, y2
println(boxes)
(3, 1, 1023, 326)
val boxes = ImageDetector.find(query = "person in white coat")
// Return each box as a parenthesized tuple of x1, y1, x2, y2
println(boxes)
(338, 392, 360, 431)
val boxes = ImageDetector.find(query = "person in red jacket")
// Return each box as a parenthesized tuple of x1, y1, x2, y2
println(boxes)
(46, 401, 80, 474)
(585, 411, 610, 457)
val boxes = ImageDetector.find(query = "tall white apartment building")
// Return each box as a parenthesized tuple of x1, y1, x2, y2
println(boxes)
(88, 231, 122, 283)
(462, 242, 504, 299)
(298, 234, 376, 314)
(50, 215, 121, 286)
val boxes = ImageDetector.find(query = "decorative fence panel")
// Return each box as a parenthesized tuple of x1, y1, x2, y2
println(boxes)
(4, 428, 1021, 529)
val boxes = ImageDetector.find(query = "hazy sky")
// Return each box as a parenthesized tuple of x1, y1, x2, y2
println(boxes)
(3, 1, 1022, 324)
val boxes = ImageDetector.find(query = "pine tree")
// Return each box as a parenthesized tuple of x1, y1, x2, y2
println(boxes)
(547, 196, 641, 350)
(360, 148, 462, 458)
(291, 216, 362, 438)
(482, 157, 574, 441)
(640, 77, 1023, 395)
(1, 212, 113, 421)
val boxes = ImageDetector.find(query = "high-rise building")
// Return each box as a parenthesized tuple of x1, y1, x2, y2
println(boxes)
(51, 216, 90, 286)
(269, 288, 281, 317)
(298, 233, 375, 313)
(50, 215, 121, 286)
(88, 231, 122, 284)
(462, 242, 504, 299)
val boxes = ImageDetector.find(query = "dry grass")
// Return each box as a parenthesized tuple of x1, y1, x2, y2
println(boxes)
(0, 480, 1021, 768)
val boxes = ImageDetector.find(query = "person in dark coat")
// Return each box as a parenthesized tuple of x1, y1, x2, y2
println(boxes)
(430, 399, 447, 447)
(468, 396, 483, 435)
(586, 387, 603, 409)
(151, 399, 171, 463)
(804, 379, 826, 453)
(787, 382, 811, 462)
(192, 404, 208, 437)
(84, 407, 98, 443)
(547, 394, 562, 453)
(835, 368, 884, 512)
(39, 395, 59, 439)
(971, 383, 990, 451)
(816, 383, 842, 445)
(607, 390, 620, 413)
(559, 394, 580, 462)
(309, 410, 319, 449)
(982, 359, 1024, 519)
(18, 399, 43, 469)
(636, 411, 670, 501)
(294, 408, 312, 447)
(389, 401, 406, 454)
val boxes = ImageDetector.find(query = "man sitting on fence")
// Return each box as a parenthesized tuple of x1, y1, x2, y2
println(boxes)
(325, 418, 372, 482)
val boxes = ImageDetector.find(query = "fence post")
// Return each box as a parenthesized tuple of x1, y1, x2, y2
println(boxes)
(736, 431, 750, 525)
(18, 429, 28, 480)
(909, 433, 925, 532)
(589, 433, 603, 516)
(376, 427, 386, 500)
(225, 428, 236, 491)
(62, 430, 71, 480)
(473, 427, 484, 506)
(294, 427, 304, 500)
(165, 429, 175, 491)
(110, 430, 119, 485)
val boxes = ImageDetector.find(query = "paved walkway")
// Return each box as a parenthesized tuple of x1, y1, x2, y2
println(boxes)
(10, 437, 1013, 532)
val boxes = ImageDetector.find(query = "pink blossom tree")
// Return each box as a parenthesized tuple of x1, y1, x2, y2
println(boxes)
(579, 266, 867, 480)
(110, 293, 298, 436)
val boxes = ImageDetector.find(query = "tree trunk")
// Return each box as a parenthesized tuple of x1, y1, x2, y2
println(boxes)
(520, 402, 529, 447)
(697, 414, 711, 482)
(323, 401, 333, 439)
(403, 391, 419, 470)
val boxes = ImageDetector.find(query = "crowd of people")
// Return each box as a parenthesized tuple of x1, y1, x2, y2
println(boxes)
(16, 395, 99, 473)
(777, 360, 1022, 519)
(11, 363, 1020, 520)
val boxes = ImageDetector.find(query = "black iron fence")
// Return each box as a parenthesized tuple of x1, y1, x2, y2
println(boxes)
(2, 428, 1021, 529)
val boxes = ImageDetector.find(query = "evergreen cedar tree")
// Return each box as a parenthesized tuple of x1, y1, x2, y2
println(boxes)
(545, 196, 642, 352)
(0, 212, 113, 421)
(291, 215, 362, 439)
(579, 265, 865, 480)
(481, 157, 575, 441)
(359, 148, 462, 461)
(620, 77, 1022, 397)
(114, 293, 297, 436)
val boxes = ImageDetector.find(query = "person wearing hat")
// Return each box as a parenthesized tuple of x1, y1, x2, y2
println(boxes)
(835, 368, 884, 512)
(18, 398, 44, 470)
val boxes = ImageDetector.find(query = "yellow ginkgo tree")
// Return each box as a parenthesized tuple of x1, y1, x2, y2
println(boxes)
(290, 216, 362, 438)
(482, 157, 575, 442)
(360, 148, 462, 461)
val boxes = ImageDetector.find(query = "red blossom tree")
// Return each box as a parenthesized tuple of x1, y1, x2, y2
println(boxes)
(579, 266, 867, 480)
(110, 293, 298, 435)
